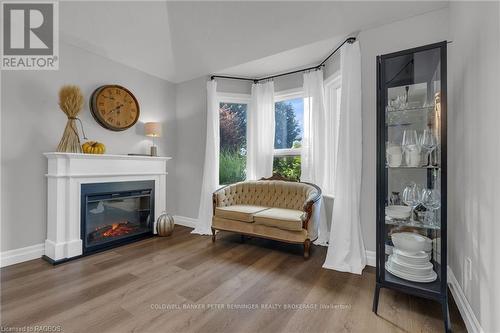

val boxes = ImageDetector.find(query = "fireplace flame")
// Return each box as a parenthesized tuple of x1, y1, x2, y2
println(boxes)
(102, 221, 134, 237)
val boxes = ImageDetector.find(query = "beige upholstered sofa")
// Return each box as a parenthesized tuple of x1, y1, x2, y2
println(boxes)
(211, 176, 321, 258)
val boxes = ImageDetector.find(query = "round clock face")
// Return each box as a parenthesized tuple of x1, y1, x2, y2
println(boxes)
(90, 85, 140, 131)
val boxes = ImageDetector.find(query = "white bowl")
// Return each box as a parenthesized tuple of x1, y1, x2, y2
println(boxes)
(391, 232, 432, 254)
(386, 205, 411, 220)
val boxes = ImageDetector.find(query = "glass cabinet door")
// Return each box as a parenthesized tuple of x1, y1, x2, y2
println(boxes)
(378, 43, 446, 295)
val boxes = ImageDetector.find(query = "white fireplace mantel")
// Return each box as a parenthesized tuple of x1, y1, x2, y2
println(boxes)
(44, 152, 171, 262)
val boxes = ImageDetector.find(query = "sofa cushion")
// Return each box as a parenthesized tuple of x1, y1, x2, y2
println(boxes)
(212, 216, 308, 243)
(253, 208, 305, 231)
(215, 205, 269, 223)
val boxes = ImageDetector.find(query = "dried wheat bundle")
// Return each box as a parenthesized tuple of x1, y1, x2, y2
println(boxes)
(56, 85, 84, 153)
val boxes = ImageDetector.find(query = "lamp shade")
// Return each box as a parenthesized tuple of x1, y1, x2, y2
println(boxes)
(144, 122, 162, 137)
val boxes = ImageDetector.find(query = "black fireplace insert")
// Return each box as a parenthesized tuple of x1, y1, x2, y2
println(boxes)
(81, 181, 155, 254)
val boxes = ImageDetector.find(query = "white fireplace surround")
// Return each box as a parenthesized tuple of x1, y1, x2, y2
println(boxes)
(44, 153, 171, 262)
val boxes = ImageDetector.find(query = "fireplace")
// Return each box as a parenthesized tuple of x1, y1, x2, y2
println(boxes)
(81, 181, 155, 254)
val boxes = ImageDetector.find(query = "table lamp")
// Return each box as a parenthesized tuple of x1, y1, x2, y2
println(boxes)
(144, 122, 162, 156)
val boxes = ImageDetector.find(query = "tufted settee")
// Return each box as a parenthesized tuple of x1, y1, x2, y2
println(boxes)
(211, 176, 322, 258)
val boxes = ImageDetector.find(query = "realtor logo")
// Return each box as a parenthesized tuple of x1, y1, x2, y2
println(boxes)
(1, 1, 59, 70)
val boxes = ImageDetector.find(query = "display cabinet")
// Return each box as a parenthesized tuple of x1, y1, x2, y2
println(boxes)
(372, 41, 449, 332)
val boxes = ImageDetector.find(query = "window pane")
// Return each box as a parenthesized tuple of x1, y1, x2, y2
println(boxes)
(273, 155, 301, 181)
(219, 102, 247, 185)
(274, 98, 303, 149)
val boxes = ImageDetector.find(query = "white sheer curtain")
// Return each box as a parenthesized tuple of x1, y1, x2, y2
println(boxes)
(323, 41, 366, 274)
(301, 69, 333, 245)
(193, 80, 219, 235)
(246, 81, 275, 180)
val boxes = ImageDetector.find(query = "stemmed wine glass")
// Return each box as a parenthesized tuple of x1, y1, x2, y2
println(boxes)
(402, 129, 420, 167)
(421, 188, 441, 227)
(402, 183, 423, 222)
(420, 129, 437, 167)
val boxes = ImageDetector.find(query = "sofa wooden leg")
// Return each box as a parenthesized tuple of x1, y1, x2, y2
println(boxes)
(211, 228, 216, 243)
(240, 234, 245, 243)
(303, 239, 311, 259)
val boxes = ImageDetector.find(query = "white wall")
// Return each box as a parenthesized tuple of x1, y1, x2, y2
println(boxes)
(174, 76, 208, 218)
(358, 8, 449, 251)
(448, 2, 500, 332)
(1, 41, 177, 252)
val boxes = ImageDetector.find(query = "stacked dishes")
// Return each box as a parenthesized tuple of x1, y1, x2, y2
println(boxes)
(385, 205, 411, 220)
(386, 232, 437, 283)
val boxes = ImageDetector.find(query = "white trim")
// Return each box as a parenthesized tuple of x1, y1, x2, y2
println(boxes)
(273, 148, 301, 157)
(217, 92, 251, 104)
(324, 71, 341, 88)
(447, 266, 484, 333)
(44, 152, 172, 161)
(1, 215, 195, 267)
(0, 243, 44, 267)
(365, 250, 376, 267)
(46, 172, 168, 178)
(274, 87, 303, 101)
(173, 215, 197, 229)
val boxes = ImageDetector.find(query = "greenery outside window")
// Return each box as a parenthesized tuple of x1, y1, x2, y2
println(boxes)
(218, 94, 250, 185)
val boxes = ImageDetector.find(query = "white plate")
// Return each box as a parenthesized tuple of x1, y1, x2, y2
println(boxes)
(393, 248, 430, 259)
(385, 205, 411, 219)
(393, 254, 431, 267)
(388, 256, 433, 276)
(393, 249, 431, 265)
(385, 262, 437, 283)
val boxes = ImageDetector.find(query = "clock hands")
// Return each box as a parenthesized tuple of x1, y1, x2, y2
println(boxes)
(108, 104, 124, 115)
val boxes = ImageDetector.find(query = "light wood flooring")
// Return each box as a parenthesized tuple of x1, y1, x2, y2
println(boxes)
(1, 226, 466, 332)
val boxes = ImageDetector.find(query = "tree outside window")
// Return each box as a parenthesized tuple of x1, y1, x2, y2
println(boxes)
(219, 102, 247, 185)
(218, 95, 304, 184)
(273, 97, 303, 181)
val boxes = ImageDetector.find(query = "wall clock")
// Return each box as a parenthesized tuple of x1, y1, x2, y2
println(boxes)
(90, 85, 140, 131)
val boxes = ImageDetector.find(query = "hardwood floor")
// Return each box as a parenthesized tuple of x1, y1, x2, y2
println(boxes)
(1, 226, 465, 332)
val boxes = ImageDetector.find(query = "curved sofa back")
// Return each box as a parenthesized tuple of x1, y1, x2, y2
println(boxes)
(215, 180, 319, 211)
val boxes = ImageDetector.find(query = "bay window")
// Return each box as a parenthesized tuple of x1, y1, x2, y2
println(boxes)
(217, 78, 339, 185)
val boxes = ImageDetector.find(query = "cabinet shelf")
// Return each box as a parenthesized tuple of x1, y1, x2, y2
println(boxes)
(386, 105, 435, 113)
(386, 165, 440, 170)
(385, 218, 440, 230)
(384, 269, 442, 294)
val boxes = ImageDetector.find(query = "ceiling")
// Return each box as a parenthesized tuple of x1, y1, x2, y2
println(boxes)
(60, 1, 448, 83)
(219, 36, 345, 79)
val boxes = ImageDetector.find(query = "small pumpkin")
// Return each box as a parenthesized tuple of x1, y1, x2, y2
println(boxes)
(156, 213, 174, 237)
(82, 141, 106, 154)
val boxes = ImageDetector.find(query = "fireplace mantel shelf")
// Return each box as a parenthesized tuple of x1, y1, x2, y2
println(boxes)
(44, 152, 172, 161)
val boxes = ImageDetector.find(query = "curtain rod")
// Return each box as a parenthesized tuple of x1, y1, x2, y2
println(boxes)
(210, 36, 356, 83)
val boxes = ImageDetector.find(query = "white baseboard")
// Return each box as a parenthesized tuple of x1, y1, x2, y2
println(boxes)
(0, 243, 44, 268)
(365, 250, 376, 267)
(447, 266, 483, 333)
(173, 215, 197, 229)
(0, 217, 197, 267)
